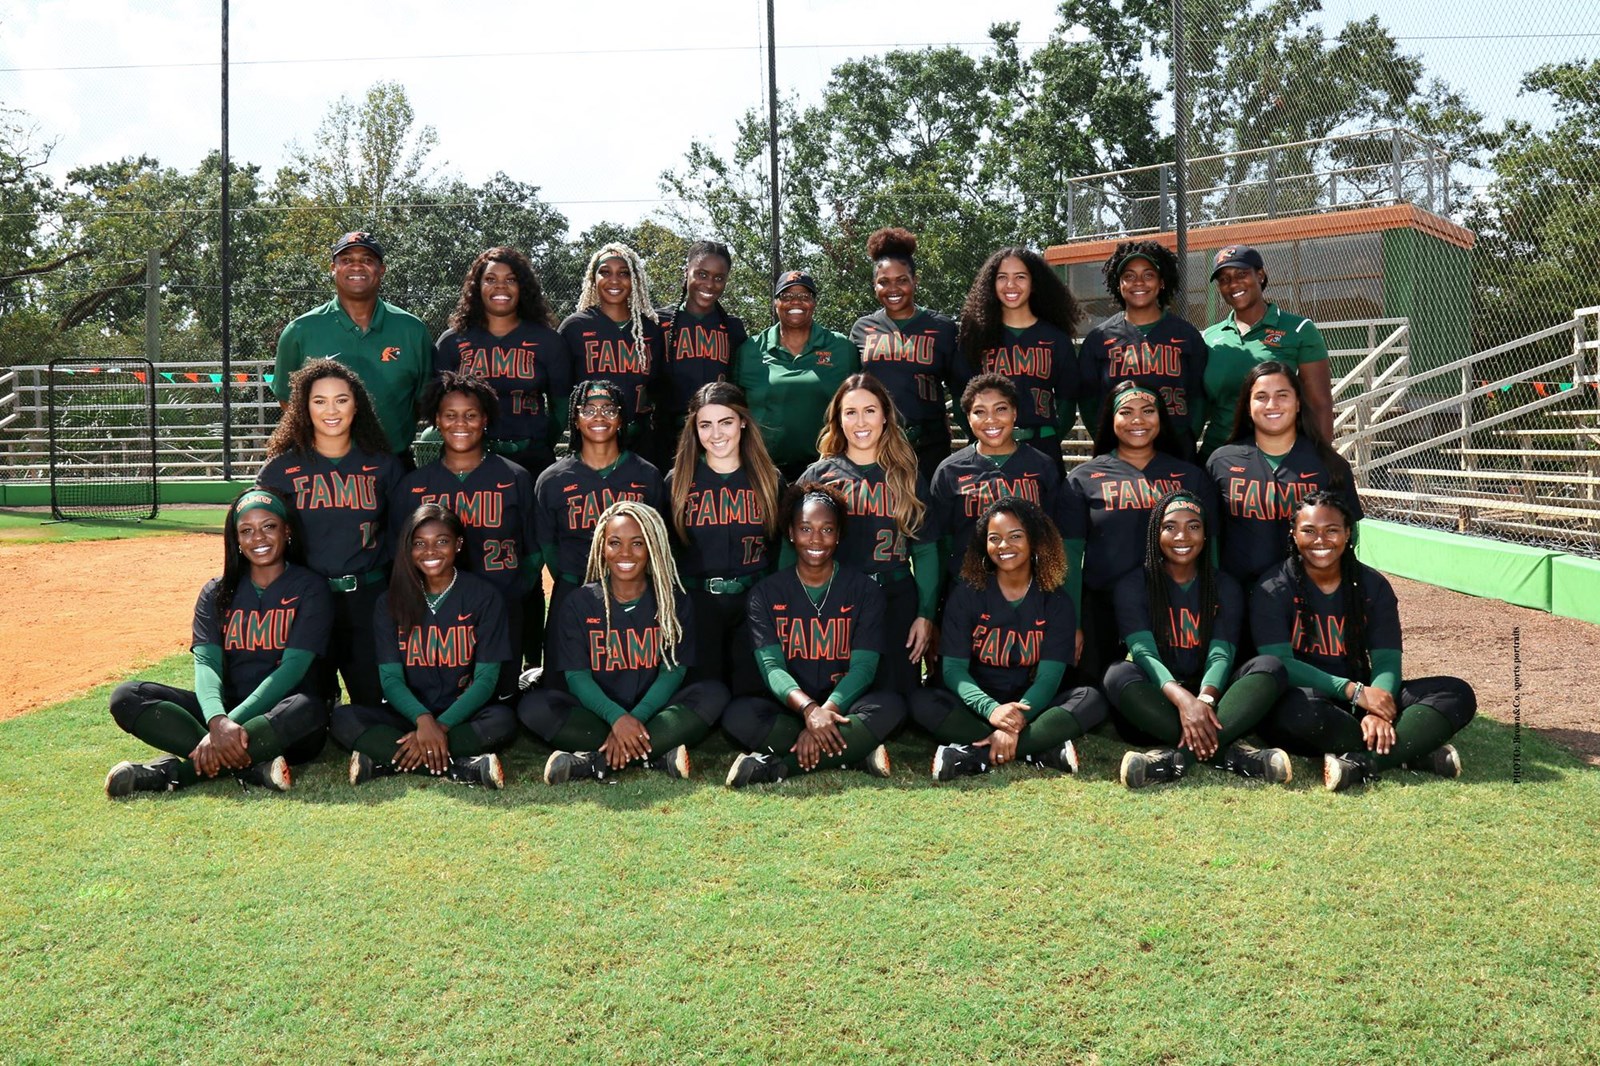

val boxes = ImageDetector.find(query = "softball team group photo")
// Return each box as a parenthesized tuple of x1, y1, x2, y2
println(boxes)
(103, 226, 1477, 799)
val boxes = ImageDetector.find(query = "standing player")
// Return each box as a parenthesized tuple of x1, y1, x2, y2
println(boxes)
(1201, 245, 1334, 456)
(722, 484, 905, 788)
(799, 374, 939, 693)
(1104, 490, 1291, 788)
(849, 227, 968, 481)
(732, 269, 860, 481)
(333, 503, 516, 788)
(1065, 380, 1217, 681)
(1078, 240, 1208, 459)
(956, 247, 1081, 472)
(432, 246, 571, 481)
(666, 381, 785, 697)
(273, 231, 432, 456)
(559, 242, 667, 466)
(911, 497, 1107, 782)
(1206, 361, 1361, 587)
(106, 488, 331, 796)
(1253, 492, 1476, 791)
(258, 360, 401, 706)
(392, 373, 537, 692)
(928, 373, 1066, 583)
(518, 502, 730, 783)
(655, 240, 748, 443)
(533, 380, 667, 677)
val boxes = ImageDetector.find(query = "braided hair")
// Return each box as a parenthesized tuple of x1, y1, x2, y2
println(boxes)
(675, 240, 734, 314)
(576, 242, 658, 359)
(959, 496, 1067, 592)
(1101, 240, 1180, 310)
(565, 379, 629, 454)
(957, 246, 1081, 372)
(582, 500, 687, 671)
(781, 480, 850, 542)
(1141, 489, 1219, 676)
(1287, 489, 1369, 682)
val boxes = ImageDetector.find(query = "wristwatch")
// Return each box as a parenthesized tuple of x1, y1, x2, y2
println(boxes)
(1197, 693, 1217, 707)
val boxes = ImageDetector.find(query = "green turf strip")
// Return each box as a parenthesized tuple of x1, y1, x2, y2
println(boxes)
(0, 507, 229, 544)
(3, 655, 1598, 1064)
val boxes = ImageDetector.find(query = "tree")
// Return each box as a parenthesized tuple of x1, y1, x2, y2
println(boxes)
(287, 80, 438, 222)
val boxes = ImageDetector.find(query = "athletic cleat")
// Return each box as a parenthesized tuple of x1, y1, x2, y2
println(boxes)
(1405, 744, 1461, 779)
(517, 667, 544, 691)
(544, 750, 607, 785)
(931, 743, 990, 782)
(1027, 739, 1081, 775)
(1324, 751, 1377, 792)
(1220, 742, 1292, 784)
(858, 744, 892, 779)
(1120, 748, 1184, 789)
(348, 750, 397, 785)
(235, 755, 293, 793)
(446, 753, 505, 789)
(104, 755, 180, 798)
(725, 751, 784, 788)
(644, 744, 691, 780)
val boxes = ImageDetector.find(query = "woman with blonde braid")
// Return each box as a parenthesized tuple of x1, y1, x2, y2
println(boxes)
(559, 242, 668, 465)
(517, 501, 729, 783)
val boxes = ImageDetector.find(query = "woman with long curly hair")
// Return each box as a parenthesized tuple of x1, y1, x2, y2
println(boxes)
(910, 497, 1107, 782)
(258, 359, 401, 706)
(432, 246, 571, 480)
(797, 373, 939, 691)
(956, 247, 1082, 472)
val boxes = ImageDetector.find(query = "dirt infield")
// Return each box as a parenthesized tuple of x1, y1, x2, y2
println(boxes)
(0, 533, 220, 721)
(0, 534, 1595, 761)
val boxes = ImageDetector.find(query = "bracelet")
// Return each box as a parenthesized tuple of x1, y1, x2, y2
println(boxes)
(1349, 682, 1364, 706)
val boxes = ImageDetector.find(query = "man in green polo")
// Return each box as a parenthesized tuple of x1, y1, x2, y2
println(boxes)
(272, 232, 432, 455)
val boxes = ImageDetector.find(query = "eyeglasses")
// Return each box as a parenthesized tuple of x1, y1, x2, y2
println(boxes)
(579, 404, 621, 419)
(776, 291, 816, 305)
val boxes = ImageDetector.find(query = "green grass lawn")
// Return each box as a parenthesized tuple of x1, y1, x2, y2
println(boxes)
(0, 507, 229, 544)
(3, 658, 1598, 1065)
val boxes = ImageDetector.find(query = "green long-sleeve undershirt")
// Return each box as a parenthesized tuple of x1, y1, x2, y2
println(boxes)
(378, 660, 501, 727)
(942, 656, 1067, 721)
(193, 643, 317, 724)
(910, 539, 939, 619)
(1259, 643, 1401, 701)
(564, 663, 686, 726)
(1125, 630, 1237, 692)
(754, 644, 880, 716)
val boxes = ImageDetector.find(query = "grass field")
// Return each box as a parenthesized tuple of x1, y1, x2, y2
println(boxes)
(3, 654, 1598, 1065)
(0, 507, 229, 543)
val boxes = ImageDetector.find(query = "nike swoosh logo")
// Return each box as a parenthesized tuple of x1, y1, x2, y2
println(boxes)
(841, 606, 853, 613)
(497, 482, 514, 489)
(362, 465, 379, 472)
(282, 596, 299, 605)
(457, 613, 471, 622)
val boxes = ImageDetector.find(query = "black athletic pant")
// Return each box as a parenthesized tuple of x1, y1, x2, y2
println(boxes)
(908, 684, 1107, 756)
(874, 575, 924, 693)
(330, 701, 518, 765)
(722, 690, 906, 777)
(517, 680, 730, 757)
(541, 575, 583, 693)
(1104, 655, 1287, 750)
(1260, 675, 1476, 771)
(1075, 585, 1123, 688)
(686, 588, 763, 697)
(109, 681, 328, 787)
(325, 579, 386, 706)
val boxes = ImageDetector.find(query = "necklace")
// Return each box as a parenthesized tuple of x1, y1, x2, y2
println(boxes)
(424, 568, 459, 613)
(805, 563, 838, 616)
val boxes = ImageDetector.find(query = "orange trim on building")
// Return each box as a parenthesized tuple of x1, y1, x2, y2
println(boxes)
(1044, 204, 1475, 267)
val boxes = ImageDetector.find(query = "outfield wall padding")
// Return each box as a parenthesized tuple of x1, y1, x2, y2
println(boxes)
(1551, 555, 1600, 626)
(1356, 519, 1555, 612)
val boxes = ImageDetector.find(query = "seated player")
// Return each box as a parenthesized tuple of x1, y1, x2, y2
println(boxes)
(910, 497, 1107, 782)
(517, 501, 729, 783)
(1253, 491, 1477, 791)
(722, 483, 906, 787)
(1103, 490, 1290, 788)
(106, 487, 331, 796)
(332, 503, 516, 788)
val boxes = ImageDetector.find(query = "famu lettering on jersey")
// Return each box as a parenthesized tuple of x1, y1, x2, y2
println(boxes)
(416, 489, 505, 529)
(862, 330, 937, 366)
(1165, 606, 1204, 650)
(1104, 339, 1190, 415)
(454, 343, 547, 415)
(1291, 612, 1347, 660)
(223, 607, 297, 652)
(776, 615, 853, 664)
(567, 487, 649, 531)
(402, 624, 478, 668)
(684, 486, 764, 528)
(986, 343, 1054, 381)
(972, 624, 1045, 667)
(669, 324, 731, 366)
(1225, 477, 1321, 520)
(291, 471, 379, 512)
(818, 475, 893, 517)
(1100, 476, 1193, 511)
(583, 337, 651, 378)
(587, 626, 662, 673)
(959, 473, 1043, 517)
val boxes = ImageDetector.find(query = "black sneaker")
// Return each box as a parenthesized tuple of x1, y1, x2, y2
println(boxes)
(446, 753, 505, 789)
(1220, 743, 1292, 784)
(104, 755, 180, 799)
(858, 744, 892, 779)
(644, 744, 691, 779)
(1027, 739, 1080, 775)
(1324, 751, 1377, 792)
(544, 750, 607, 785)
(931, 743, 989, 782)
(235, 755, 293, 793)
(1120, 748, 1184, 789)
(725, 752, 785, 788)
(348, 750, 399, 785)
(1404, 744, 1461, 779)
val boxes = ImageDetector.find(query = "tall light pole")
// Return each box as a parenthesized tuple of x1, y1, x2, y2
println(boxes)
(766, 0, 780, 283)
(220, 0, 233, 480)
(1172, 0, 1188, 307)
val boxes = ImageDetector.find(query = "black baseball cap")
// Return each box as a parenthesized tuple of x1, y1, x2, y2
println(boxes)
(773, 269, 816, 297)
(1209, 245, 1264, 279)
(331, 231, 385, 262)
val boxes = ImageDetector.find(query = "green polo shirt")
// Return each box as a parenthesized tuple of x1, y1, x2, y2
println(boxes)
(732, 323, 860, 468)
(1200, 303, 1328, 454)
(273, 297, 433, 453)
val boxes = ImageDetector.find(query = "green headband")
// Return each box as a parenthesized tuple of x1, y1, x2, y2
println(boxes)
(581, 384, 616, 402)
(1114, 384, 1161, 410)
(1163, 492, 1204, 518)
(235, 490, 286, 520)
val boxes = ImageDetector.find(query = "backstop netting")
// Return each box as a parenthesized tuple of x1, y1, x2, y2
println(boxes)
(48, 358, 159, 521)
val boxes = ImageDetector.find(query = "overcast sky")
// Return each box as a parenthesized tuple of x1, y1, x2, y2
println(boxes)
(1, 1, 1591, 234)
